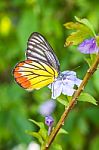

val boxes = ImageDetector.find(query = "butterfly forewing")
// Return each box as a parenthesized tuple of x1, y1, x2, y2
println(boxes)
(26, 32, 60, 72)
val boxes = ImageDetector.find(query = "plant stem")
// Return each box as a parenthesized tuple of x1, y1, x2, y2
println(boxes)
(43, 54, 99, 150)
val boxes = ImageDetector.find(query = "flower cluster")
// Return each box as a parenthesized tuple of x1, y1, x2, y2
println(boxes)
(49, 71, 82, 99)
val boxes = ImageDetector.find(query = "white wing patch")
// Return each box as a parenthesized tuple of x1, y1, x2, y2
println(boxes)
(26, 32, 60, 72)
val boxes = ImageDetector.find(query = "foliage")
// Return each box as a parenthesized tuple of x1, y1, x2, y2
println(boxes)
(0, 0, 99, 150)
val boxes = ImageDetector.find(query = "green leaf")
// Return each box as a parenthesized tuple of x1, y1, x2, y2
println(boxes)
(29, 119, 43, 128)
(90, 54, 97, 63)
(85, 54, 96, 67)
(58, 128, 68, 135)
(93, 69, 99, 92)
(26, 130, 43, 144)
(67, 96, 72, 102)
(64, 17, 95, 46)
(78, 93, 97, 105)
(57, 97, 69, 106)
(64, 22, 92, 46)
(96, 35, 99, 46)
(75, 16, 96, 36)
(29, 119, 48, 141)
(84, 57, 92, 67)
(51, 144, 63, 150)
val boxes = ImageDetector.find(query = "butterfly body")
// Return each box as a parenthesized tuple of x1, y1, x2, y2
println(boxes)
(13, 32, 60, 90)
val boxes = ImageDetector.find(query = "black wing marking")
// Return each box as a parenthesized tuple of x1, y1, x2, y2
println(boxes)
(13, 60, 57, 89)
(26, 32, 60, 73)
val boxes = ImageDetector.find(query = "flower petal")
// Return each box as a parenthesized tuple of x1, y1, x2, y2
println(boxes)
(51, 81, 62, 99)
(78, 38, 99, 54)
(62, 84, 75, 96)
(74, 78, 82, 86)
(62, 71, 76, 76)
(48, 70, 82, 99)
(45, 116, 54, 127)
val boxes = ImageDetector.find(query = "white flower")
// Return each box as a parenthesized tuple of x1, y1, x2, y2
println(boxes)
(48, 71, 82, 99)
(27, 142, 40, 150)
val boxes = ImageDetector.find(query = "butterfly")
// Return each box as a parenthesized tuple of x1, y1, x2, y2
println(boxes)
(13, 32, 60, 90)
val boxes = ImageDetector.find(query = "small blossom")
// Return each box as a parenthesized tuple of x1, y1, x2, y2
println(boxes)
(39, 100, 55, 135)
(45, 116, 54, 126)
(78, 38, 99, 54)
(39, 99, 56, 116)
(45, 115, 54, 135)
(49, 71, 82, 99)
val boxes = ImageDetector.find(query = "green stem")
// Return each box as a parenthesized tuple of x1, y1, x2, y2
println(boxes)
(43, 54, 99, 150)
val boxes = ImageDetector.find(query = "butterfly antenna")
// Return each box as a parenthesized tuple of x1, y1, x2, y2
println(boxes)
(72, 65, 81, 71)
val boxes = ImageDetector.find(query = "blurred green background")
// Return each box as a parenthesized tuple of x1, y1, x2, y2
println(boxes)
(0, 0, 99, 150)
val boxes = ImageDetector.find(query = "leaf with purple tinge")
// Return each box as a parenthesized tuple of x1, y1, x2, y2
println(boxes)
(64, 22, 92, 46)
(64, 17, 96, 47)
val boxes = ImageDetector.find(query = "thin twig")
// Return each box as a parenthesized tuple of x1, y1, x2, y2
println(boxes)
(43, 54, 99, 150)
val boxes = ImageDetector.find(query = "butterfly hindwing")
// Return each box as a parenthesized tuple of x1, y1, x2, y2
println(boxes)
(13, 60, 58, 90)
(26, 32, 60, 72)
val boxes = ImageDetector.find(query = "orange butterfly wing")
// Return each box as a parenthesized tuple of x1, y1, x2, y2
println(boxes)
(13, 60, 58, 90)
